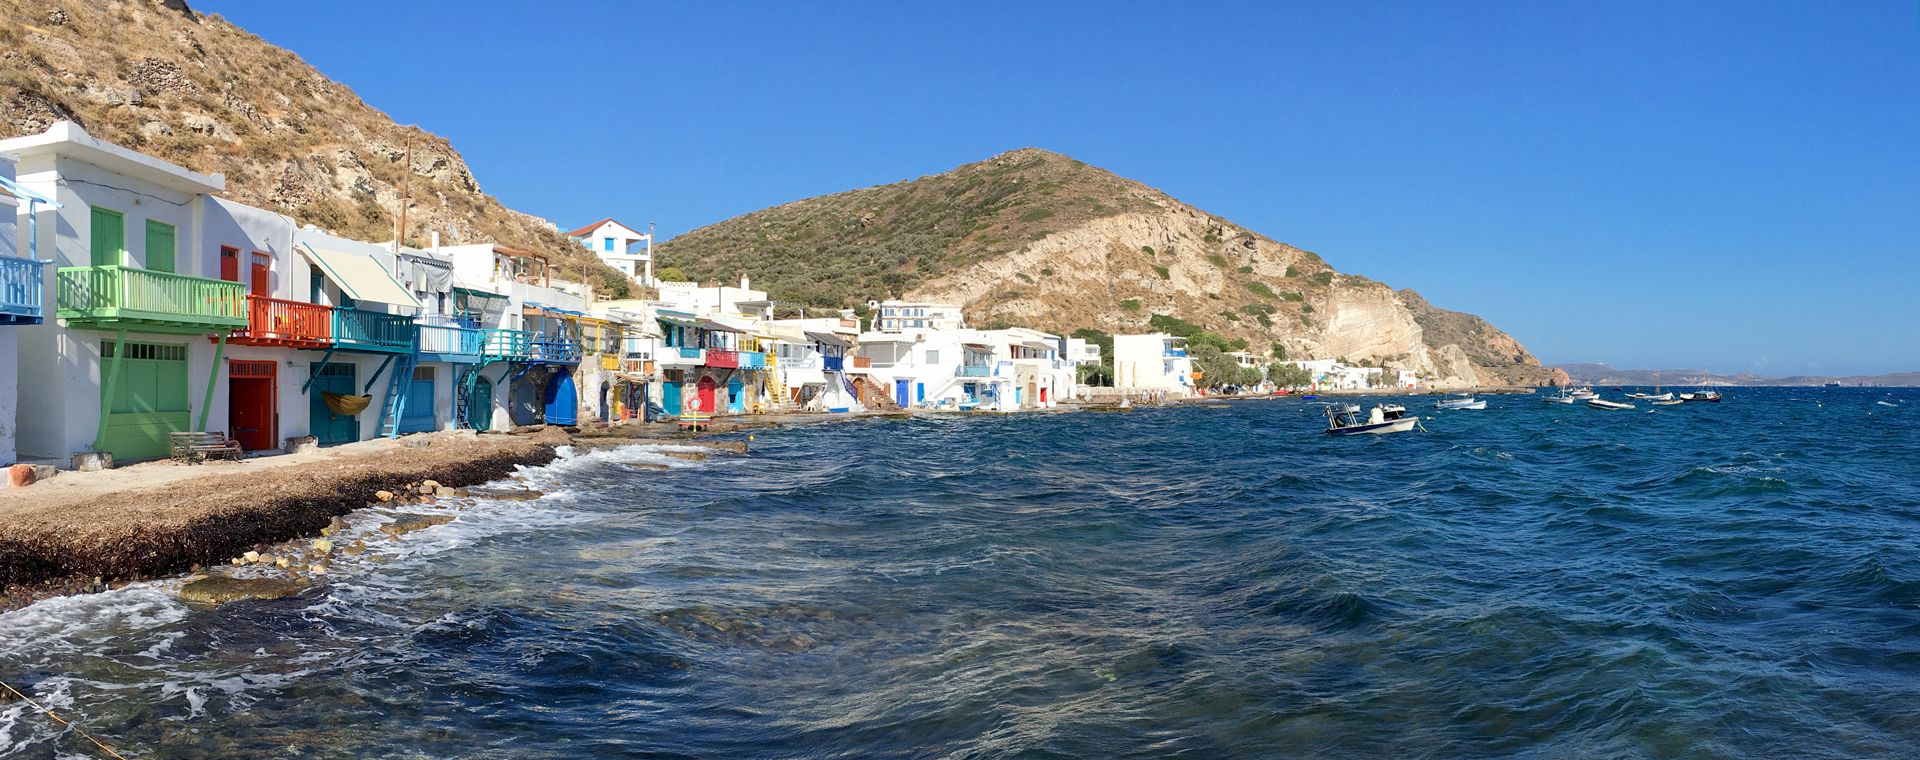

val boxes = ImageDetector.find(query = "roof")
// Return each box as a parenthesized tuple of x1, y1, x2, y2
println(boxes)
(0, 122, 223, 196)
(565, 217, 645, 239)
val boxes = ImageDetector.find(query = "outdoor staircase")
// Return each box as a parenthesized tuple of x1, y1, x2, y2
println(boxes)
(377, 343, 421, 439)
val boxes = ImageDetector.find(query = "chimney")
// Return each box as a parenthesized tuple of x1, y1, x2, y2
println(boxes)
(740, 274, 750, 290)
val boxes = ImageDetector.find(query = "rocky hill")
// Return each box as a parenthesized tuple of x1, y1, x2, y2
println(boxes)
(1556, 363, 1919, 387)
(661, 148, 1559, 387)
(0, 0, 631, 296)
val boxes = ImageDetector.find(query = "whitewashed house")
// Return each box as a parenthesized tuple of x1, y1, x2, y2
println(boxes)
(1112, 333, 1194, 398)
(872, 299, 965, 333)
(566, 218, 653, 285)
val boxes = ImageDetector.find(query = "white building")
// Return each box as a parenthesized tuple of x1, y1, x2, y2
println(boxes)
(655, 277, 772, 321)
(979, 328, 1074, 410)
(872, 300, 965, 333)
(1, 153, 53, 467)
(1065, 337, 1102, 366)
(1276, 359, 1385, 390)
(856, 328, 1012, 411)
(440, 243, 590, 430)
(566, 217, 653, 285)
(1112, 333, 1194, 398)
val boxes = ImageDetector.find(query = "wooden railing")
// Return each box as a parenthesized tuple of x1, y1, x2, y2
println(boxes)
(231, 295, 331, 346)
(332, 307, 416, 352)
(482, 329, 533, 361)
(739, 351, 765, 369)
(530, 336, 582, 363)
(56, 265, 247, 329)
(418, 319, 482, 358)
(0, 254, 46, 323)
(705, 348, 739, 368)
(851, 356, 872, 369)
(822, 356, 846, 372)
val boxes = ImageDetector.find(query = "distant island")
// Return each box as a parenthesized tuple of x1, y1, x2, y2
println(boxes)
(1554, 363, 1920, 387)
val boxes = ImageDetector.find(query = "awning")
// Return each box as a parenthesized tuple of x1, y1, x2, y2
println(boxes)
(805, 331, 850, 348)
(301, 243, 420, 308)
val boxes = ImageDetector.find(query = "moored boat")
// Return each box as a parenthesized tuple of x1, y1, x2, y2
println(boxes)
(1680, 390, 1722, 402)
(1325, 403, 1419, 435)
(1544, 388, 1578, 404)
(1435, 395, 1486, 411)
(1588, 398, 1636, 410)
(1569, 387, 1599, 401)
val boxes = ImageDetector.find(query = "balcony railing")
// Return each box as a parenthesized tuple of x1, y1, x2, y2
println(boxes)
(852, 356, 872, 369)
(957, 364, 992, 377)
(679, 346, 703, 359)
(332, 307, 417, 353)
(706, 349, 739, 368)
(529, 336, 582, 363)
(1165, 348, 1188, 358)
(482, 329, 533, 361)
(739, 351, 765, 369)
(822, 356, 845, 372)
(56, 265, 247, 332)
(1, 254, 47, 325)
(230, 295, 331, 348)
(417, 318, 482, 361)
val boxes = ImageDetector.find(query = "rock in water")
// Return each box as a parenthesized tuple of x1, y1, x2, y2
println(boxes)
(178, 576, 306, 605)
(380, 513, 456, 537)
(665, 451, 709, 462)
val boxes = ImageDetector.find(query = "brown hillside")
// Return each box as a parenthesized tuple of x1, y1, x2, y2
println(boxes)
(0, 0, 631, 296)
(662, 148, 1552, 387)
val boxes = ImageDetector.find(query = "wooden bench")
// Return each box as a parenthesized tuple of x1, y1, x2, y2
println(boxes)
(170, 431, 244, 464)
(676, 414, 712, 432)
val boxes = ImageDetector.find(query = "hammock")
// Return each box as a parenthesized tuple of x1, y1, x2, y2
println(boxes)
(322, 392, 373, 416)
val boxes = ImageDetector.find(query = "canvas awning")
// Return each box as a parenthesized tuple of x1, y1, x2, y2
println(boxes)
(301, 243, 420, 308)
(805, 331, 850, 348)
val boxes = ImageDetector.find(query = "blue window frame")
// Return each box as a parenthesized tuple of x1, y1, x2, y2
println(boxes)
(603, 238, 615, 252)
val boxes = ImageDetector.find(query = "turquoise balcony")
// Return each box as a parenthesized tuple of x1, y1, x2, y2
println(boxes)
(332, 306, 416, 353)
(1, 254, 47, 325)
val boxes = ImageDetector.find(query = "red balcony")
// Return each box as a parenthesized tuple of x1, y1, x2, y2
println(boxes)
(227, 295, 332, 348)
(705, 348, 739, 368)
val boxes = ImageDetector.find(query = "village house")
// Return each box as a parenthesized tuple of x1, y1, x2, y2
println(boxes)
(0, 153, 56, 467)
(566, 217, 653, 285)
(1112, 333, 1194, 399)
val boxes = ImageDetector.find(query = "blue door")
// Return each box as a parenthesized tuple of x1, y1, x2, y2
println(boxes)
(309, 363, 358, 446)
(399, 367, 436, 433)
(895, 379, 909, 407)
(727, 376, 744, 414)
(916, 383, 925, 404)
(662, 379, 683, 417)
(543, 368, 578, 425)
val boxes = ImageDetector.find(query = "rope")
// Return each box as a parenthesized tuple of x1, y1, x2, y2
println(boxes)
(0, 677, 131, 759)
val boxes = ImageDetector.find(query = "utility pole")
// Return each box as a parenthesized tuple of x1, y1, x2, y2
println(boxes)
(393, 131, 413, 252)
(645, 221, 656, 286)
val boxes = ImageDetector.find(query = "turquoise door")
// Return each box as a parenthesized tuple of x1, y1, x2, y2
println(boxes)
(399, 367, 436, 433)
(662, 379, 683, 416)
(916, 383, 925, 404)
(310, 363, 358, 446)
(468, 376, 493, 431)
(727, 376, 744, 414)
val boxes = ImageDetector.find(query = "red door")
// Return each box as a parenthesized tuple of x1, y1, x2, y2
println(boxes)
(1040, 387, 1049, 404)
(697, 375, 717, 413)
(228, 361, 277, 452)
(249, 252, 270, 296)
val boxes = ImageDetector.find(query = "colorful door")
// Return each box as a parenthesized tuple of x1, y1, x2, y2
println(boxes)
(509, 374, 541, 426)
(90, 207, 124, 267)
(662, 378, 683, 417)
(100, 341, 189, 461)
(696, 375, 717, 414)
(1040, 387, 1049, 404)
(916, 382, 926, 404)
(543, 368, 578, 425)
(399, 366, 436, 433)
(727, 376, 744, 414)
(894, 379, 909, 408)
(228, 360, 277, 452)
(468, 376, 493, 431)
(309, 363, 358, 446)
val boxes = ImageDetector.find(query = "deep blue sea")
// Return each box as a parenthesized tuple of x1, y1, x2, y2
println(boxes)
(3, 387, 1919, 758)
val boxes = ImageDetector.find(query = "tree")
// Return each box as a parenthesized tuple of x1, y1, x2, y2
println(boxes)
(1268, 363, 1314, 389)
(655, 266, 690, 282)
(1071, 327, 1116, 383)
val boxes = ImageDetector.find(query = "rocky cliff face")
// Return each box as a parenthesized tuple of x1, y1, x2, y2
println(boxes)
(0, 0, 629, 294)
(665, 148, 1554, 387)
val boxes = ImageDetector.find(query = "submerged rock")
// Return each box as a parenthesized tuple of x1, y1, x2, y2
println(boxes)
(628, 462, 670, 471)
(178, 576, 307, 605)
(380, 513, 456, 537)
(469, 488, 544, 501)
(665, 451, 709, 462)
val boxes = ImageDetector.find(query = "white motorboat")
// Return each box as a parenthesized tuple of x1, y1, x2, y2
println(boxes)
(1543, 388, 1578, 404)
(1627, 391, 1674, 401)
(1680, 390, 1722, 403)
(1325, 403, 1419, 435)
(1435, 395, 1486, 411)
(1652, 398, 1684, 406)
(1569, 387, 1599, 401)
(1588, 398, 1636, 410)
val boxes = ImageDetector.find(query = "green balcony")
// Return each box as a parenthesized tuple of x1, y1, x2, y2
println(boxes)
(56, 265, 247, 334)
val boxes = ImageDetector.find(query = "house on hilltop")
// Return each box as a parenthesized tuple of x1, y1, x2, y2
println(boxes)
(566, 218, 653, 286)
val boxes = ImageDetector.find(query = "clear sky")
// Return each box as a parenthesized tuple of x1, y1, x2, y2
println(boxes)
(197, 1, 1919, 376)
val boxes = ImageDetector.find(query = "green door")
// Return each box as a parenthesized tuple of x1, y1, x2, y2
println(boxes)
(309, 363, 359, 445)
(145, 220, 176, 273)
(468, 376, 493, 432)
(100, 341, 190, 461)
(90, 207, 125, 267)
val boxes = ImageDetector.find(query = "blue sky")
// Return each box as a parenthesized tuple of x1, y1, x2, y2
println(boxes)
(198, 1, 1919, 375)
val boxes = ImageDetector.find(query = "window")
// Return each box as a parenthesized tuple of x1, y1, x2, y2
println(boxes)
(144, 220, 176, 272)
(925, 350, 940, 364)
(89, 207, 125, 267)
(603, 238, 615, 252)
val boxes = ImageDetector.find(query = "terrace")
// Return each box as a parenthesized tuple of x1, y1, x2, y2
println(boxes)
(331, 306, 417, 353)
(56, 265, 247, 334)
(0, 253, 48, 325)
(228, 295, 331, 349)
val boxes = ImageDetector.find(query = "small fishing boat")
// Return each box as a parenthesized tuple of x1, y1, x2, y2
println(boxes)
(1652, 398, 1684, 406)
(1569, 387, 1599, 401)
(1588, 398, 1636, 410)
(1627, 391, 1674, 401)
(1435, 395, 1486, 411)
(1679, 390, 1722, 403)
(1543, 388, 1578, 404)
(1325, 403, 1419, 436)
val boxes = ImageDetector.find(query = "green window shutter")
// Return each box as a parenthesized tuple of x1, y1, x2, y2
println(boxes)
(144, 220, 177, 273)
(90, 207, 125, 267)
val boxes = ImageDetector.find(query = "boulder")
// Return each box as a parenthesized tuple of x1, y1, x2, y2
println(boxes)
(6, 464, 58, 488)
(665, 451, 708, 462)
(379, 513, 456, 537)
(312, 539, 334, 555)
(178, 576, 306, 605)
(376, 490, 395, 502)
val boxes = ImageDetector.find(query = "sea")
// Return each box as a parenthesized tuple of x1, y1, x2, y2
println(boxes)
(1, 387, 1917, 758)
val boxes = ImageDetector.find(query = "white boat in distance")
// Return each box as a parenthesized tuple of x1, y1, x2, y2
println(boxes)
(1588, 398, 1636, 410)
(1569, 387, 1599, 401)
(1626, 391, 1674, 401)
(1436, 395, 1486, 411)
(1652, 399, 1684, 406)
(1544, 388, 1579, 404)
